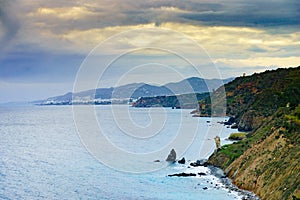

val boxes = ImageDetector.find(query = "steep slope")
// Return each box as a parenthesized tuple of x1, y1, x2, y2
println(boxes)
(199, 67, 300, 131)
(206, 66, 300, 200)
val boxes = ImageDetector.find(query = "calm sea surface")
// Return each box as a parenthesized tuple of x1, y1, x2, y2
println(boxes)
(0, 105, 242, 199)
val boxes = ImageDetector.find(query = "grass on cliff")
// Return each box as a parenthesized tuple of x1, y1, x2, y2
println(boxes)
(207, 67, 300, 200)
(210, 106, 299, 168)
(228, 133, 247, 140)
(210, 106, 300, 200)
(285, 105, 300, 125)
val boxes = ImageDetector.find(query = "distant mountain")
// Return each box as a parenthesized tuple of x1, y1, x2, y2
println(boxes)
(38, 77, 234, 105)
(165, 77, 234, 94)
(130, 84, 173, 98)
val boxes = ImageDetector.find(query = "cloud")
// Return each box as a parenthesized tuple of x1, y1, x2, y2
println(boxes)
(13, 0, 297, 56)
(22, 0, 300, 36)
(0, 0, 20, 51)
(29, 6, 98, 20)
(0, 0, 299, 103)
(0, 50, 83, 83)
(180, 0, 299, 27)
(215, 56, 300, 69)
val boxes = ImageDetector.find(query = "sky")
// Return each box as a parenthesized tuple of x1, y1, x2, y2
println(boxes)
(0, 0, 299, 103)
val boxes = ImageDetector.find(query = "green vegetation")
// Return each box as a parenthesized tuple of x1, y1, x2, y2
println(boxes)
(285, 106, 300, 125)
(207, 66, 300, 200)
(228, 133, 247, 140)
(132, 93, 209, 109)
(200, 66, 300, 131)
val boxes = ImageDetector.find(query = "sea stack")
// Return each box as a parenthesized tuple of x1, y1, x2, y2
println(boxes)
(166, 149, 176, 162)
(214, 136, 221, 149)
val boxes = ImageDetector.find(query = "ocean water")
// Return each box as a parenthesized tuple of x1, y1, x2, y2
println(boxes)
(0, 105, 243, 199)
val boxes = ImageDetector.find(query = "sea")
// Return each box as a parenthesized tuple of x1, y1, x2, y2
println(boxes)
(0, 104, 247, 199)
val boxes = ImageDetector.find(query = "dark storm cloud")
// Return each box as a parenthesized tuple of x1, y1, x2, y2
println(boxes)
(0, 48, 83, 82)
(0, 0, 20, 49)
(180, 0, 299, 27)
(78, 0, 299, 28)
(25, 0, 299, 35)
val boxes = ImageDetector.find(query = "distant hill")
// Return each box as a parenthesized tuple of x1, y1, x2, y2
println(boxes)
(132, 93, 210, 109)
(205, 66, 300, 200)
(38, 77, 233, 105)
(165, 77, 233, 94)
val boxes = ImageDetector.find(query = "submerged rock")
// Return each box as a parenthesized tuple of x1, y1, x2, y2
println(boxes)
(190, 159, 208, 167)
(166, 149, 176, 162)
(168, 173, 196, 177)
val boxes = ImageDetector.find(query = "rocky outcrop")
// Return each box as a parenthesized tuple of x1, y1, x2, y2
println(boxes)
(178, 157, 185, 164)
(224, 116, 236, 125)
(238, 111, 254, 131)
(166, 149, 176, 162)
(190, 159, 208, 167)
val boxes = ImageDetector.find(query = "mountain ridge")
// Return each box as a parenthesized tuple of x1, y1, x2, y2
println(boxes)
(38, 77, 234, 105)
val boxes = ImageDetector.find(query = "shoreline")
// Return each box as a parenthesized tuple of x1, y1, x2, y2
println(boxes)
(166, 159, 259, 199)
(207, 165, 259, 200)
(167, 160, 259, 200)
(165, 117, 260, 199)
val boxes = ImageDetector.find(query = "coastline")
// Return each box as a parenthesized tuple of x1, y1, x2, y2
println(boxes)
(166, 157, 259, 199)
(167, 158, 260, 199)
(208, 165, 259, 200)
(165, 128, 259, 200)
(166, 129, 260, 200)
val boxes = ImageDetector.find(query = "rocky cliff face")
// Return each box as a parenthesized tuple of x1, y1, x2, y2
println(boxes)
(209, 107, 300, 200)
(238, 110, 255, 131)
(206, 67, 300, 200)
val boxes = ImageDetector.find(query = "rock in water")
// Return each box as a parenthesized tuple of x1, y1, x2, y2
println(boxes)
(166, 149, 176, 162)
(190, 159, 208, 167)
(178, 157, 185, 164)
(168, 173, 196, 177)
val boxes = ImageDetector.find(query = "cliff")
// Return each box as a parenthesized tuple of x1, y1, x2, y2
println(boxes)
(207, 66, 300, 200)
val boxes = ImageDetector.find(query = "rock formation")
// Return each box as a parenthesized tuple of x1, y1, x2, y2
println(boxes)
(166, 149, 176, 162)
(214, 136, 221, 149)
(178, 157, 185, 164)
